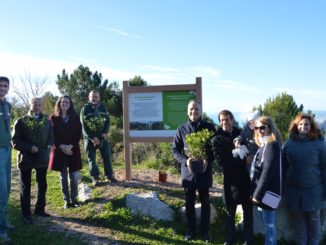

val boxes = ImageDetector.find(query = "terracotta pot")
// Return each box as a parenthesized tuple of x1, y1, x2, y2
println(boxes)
(158, 171, 168, 183)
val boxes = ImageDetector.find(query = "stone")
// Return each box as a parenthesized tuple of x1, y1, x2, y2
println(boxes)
(78, 182, 92, 202)
(181, 203, 217, 224)
(126, 192, 174, 221)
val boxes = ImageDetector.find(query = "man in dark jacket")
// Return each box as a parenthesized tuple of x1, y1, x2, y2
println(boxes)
(80, 90, 117, 186)
(12, 97, 54, 225)
(172, 100, 216, 242)
(212, 110, 253, 245)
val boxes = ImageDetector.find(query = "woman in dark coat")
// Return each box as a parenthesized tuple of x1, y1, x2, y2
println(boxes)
(251, 116, 283, 245)
(49, 96, 82, 209)
(283, 114, 326, 245)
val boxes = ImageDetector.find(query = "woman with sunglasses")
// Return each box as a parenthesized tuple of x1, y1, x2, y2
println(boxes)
(282, 114, 326, 245)
(251, 116, 283, 245)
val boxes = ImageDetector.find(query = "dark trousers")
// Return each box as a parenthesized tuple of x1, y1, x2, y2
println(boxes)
(225, 201, 253, 243)
(84, 139, 113, 178)
(184, 187, 210, 233)
(292, 210, 320, 245)
(19, 167, 47, 217)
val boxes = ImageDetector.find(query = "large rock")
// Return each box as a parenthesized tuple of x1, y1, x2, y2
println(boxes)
(181, 203, 217, 224)
(126, 192, 174, 221)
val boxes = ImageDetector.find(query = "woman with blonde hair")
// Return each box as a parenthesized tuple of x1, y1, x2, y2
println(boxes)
(283, 114, 326, 245)
(251, 116, 283, 245)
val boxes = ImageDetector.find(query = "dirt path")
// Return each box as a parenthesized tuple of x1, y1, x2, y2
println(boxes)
(11, 168, 223, 244)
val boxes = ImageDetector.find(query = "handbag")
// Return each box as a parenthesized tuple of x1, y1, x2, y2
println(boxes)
(261, 145, 282, 209)
(262, 191, 281, 209)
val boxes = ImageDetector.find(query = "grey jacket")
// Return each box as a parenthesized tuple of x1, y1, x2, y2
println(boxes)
(283, 136, 326, 211)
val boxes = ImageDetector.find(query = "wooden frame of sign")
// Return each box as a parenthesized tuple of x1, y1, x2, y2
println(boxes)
(122, 77, 202, 180)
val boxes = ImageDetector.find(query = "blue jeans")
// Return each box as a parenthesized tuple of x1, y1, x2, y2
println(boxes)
(257, 207, 276, 245)
(292, 210, 320, 245)
(0, 147, 11, 235)
(60, 166, 80, 203)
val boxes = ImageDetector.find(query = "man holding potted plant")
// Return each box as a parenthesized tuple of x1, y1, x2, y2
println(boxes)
(12, 97, 54, 224)
(80, 90, 117, 186)
(172, 100, 216, 243)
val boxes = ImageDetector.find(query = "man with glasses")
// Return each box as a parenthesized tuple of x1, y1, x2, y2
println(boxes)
(0, 76, 13, 244)
(212, 110, 253, 245)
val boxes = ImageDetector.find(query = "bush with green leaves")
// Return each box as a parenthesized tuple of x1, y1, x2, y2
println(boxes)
(185, 129, 214, 160)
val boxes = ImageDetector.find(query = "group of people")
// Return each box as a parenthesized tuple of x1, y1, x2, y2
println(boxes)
(172, 100, 326, 245)
(1, 74, 326, 245)
(0, 76, 117, 244)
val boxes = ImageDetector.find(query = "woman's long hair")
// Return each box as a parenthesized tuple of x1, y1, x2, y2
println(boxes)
(254, 116, 283, 146)
(288, 114, 321, 140)
(53, 95, 77, 117)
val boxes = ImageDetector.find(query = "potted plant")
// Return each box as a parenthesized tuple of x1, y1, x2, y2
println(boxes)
(185, 129, 214, 174)
(157, 156, 168, 183)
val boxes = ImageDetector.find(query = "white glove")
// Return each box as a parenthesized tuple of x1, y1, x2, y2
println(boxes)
(238, 145, 249, 159)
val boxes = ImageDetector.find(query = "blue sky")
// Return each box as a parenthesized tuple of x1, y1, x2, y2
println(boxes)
(1, 0, 325, 121)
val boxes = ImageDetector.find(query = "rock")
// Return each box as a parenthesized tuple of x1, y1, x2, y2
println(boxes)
(181, 203, 217, 224)
(126, 192, 174, 221)
(78, 182, 92, 202)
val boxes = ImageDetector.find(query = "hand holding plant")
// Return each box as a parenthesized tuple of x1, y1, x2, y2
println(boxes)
(185, 129, 214, 174)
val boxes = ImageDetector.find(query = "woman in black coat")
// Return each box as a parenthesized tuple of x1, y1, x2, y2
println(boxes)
(251, 116, 282, 245)
(49, 96, 82, 209)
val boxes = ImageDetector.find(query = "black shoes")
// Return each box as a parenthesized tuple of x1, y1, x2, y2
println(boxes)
(64, 202, 70, 209)
(105, 176, 118, 183)
(72, 201, 81, 207)
(184, 230, 195, 241)
(23, 216, 33, 224)
(64, 201, 81, 209)
(203, 231, 212, 243)
(34, 210, 51, 217)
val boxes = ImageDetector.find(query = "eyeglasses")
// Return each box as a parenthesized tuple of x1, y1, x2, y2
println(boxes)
(254, 125, 268, 131)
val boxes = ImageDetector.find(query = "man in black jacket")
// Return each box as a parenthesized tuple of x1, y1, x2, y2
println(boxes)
(172, 100, 216, 243)
(12, 97, 54, 225)
(212, 110, 253, 245)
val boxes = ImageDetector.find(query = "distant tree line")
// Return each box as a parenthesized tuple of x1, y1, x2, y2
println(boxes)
(10, 65, 322, 168)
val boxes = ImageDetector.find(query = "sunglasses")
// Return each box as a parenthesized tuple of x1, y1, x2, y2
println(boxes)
(254, 125, 268, 131)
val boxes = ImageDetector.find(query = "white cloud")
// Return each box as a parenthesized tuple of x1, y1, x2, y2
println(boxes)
(96, 26, 143, 39)
(2, 52, 324, 115)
